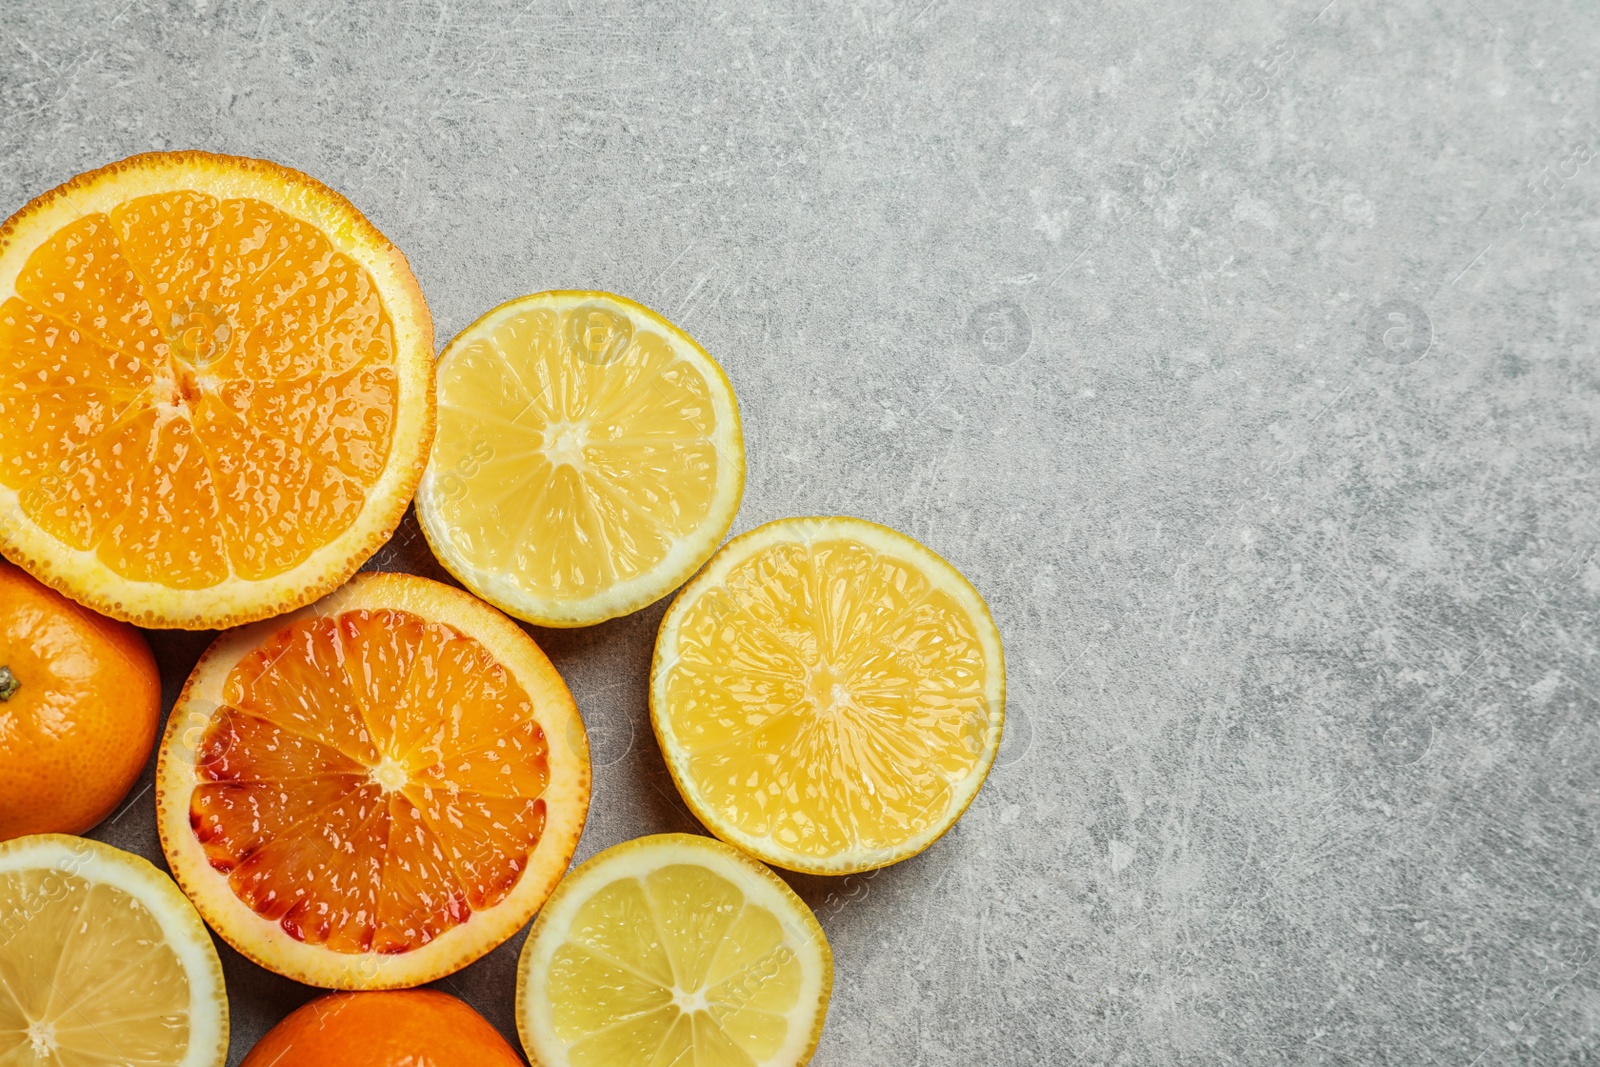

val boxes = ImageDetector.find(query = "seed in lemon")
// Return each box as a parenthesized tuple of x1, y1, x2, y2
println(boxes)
(0, 834, 228, 1067)
(650, 516, 1006, 875)
(155, 572, 590, 989)
(516, 833, 831, 1067)
(0, 151, 434, 629)
(416, 290, 744, 628)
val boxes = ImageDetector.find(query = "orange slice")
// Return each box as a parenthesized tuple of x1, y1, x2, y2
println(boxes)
(651, 516, 1006, 875)
(0, 151, 434, 628)
(155, 572, 590, 988)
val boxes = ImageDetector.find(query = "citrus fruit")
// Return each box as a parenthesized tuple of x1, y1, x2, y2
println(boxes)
(0, 150, 434, 629)
(0, 833, 228, 1067)
(650, 516, 1005, 875)
(0, 557, 162, 840)
(516, 833, 831, 1067)
(155, 571, 590, 989)
(416, 290, 744, 628)
(240, 990, 522, 1067)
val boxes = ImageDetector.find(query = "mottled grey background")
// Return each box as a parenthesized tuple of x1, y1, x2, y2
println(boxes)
(5, 0, 1599, 1062)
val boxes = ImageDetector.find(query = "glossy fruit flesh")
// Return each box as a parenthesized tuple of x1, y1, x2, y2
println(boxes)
(0, 868, 192, 1063)
(549, 861, 804, 1066)
(189, 607, 550, 954)
(653, 519, 1004, 872)
(0, 191, 397, 587)
(431, 302, 719, 598)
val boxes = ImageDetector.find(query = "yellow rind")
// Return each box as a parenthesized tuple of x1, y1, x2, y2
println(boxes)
(649, 516, 1007, 876)
(0, 151, 436, 630)
(515, 832, 833, 1067)
(415, 289, 745, 628)
(0, 833, 230, 1067)
(155, 572, 591, 990)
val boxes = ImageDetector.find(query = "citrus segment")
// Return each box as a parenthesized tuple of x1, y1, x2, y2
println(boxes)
(157, 572, 590, 989)
(517, 834, 830, 1067)
(417, 291, 744, 628)
(0, 151, 433, 628)
(0, 834, 228, 1067)
(651, 516, 1006, 875)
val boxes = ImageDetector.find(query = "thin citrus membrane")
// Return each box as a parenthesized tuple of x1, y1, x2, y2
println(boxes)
(651, 517, 1006, 875)
(517, 834, 831, 1067)
(156, 573, 590, 989)
(0, 834, 228, 1067)
(417, 291, 744, 627)
(0, 152, 433, 628)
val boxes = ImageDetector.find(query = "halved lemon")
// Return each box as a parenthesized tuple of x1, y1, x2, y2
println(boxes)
(516, 833, 831, 1067)
(651, 516, 1006, 875)
(155, 572, 590, 989)
(0, 151, 434, 629)
(0, 833, 228, 1067)
(416, 291, 744, 628)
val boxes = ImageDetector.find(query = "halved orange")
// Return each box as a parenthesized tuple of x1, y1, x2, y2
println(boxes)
(155, 572, 590, 989)
(0, 151, 434, 628)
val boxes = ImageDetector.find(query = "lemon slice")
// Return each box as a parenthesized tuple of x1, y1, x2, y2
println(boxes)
(516, 833, 831, 1067)
(0, 834, 228, 1067)
(416, 291, 745, 628)
(650, 516, 1006, 875)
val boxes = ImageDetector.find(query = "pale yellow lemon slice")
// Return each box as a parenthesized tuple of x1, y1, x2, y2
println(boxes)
(0, 834, 228, 1067)
(516, 833, 831, 1067)
(651, 516, 1006, 875)
(416, 290, 744, 627)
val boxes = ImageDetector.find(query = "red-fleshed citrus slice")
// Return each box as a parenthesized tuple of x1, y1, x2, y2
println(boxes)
(155, 572, 590, 989)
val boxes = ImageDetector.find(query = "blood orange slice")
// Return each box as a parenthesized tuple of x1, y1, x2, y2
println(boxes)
(155, 572, 590, 989)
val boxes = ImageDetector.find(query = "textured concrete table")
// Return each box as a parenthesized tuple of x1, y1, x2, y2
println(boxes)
(6, 0, 1599, 1063)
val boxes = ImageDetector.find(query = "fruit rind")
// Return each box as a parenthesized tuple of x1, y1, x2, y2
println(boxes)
(0, 832, 230, 1067)
(650, 515, 1007, 876)
(515, 832, 833, 1067)
(0, 558, 162, 839)
(415, 289, 745, 628)
(155, 572, 591, 990)
(0, 150, 435, 630)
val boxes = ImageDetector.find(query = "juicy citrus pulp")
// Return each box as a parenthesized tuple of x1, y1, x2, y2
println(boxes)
(0, 151, 433, 628)
(0, 834, 228, 1067)
(517, 833, 831, 1067)
(156, 572, 590, 989)
(651, 516, 1006, 875)
(416, 291, 744, 627)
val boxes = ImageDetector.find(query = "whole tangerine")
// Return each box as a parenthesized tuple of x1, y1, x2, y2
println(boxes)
(0, 558, 162, 840)
(240, 990, 524, 1067)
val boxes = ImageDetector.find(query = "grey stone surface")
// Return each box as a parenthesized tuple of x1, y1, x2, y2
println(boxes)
(5, 0, 1599, 1062)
